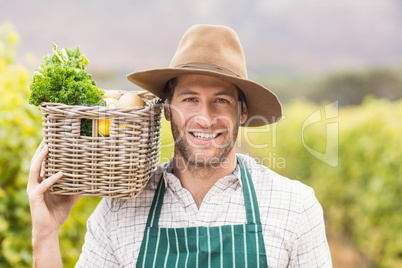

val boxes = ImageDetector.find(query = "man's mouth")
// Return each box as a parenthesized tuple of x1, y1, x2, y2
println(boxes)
(190, 132, 221, 140)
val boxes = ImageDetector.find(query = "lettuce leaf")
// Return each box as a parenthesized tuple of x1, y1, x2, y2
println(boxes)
(29, 44, 105, 136)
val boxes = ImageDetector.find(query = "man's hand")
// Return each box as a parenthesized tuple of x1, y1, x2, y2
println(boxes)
(27, 140, 81, 267)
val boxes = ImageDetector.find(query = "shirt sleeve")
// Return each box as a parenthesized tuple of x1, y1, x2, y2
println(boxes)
(75, 198, 121, 268)
(289, 189, 332, 267)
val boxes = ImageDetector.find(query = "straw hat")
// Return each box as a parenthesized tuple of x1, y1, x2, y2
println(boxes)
(127, 24, 282, 126)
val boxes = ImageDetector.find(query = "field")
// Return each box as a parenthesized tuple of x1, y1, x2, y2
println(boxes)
(1, 23, 401, 268)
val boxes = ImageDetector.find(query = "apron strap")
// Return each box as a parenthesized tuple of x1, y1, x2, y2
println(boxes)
(145, 174, 165, 228)
(237, 156, 262, 225)
(145, 156, 263, 228)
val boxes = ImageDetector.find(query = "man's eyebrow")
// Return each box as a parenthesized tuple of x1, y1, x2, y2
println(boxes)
(176, 90, 236, 100)
(213, 91, 236, 98)
(176, 90, 200, 97)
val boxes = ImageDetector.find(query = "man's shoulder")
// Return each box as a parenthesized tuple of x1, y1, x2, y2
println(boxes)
(102, 163, 167, 211)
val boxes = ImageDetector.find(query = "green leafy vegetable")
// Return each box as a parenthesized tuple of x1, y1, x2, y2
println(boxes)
(29, 44, 105, 136)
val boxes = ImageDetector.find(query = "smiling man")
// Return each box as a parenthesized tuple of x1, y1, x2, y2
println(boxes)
(28, 24, 332, 267)
(164, 74, 248, 208)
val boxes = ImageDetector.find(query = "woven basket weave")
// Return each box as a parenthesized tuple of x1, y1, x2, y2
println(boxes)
(40, 91, 162, 199)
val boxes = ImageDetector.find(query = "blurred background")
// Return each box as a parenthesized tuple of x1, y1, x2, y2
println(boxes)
(1, 0, 401, 267)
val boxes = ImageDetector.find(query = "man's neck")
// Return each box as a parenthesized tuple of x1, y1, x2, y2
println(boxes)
(172, 153, 237, 209)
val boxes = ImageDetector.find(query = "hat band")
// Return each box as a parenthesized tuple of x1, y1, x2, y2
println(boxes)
(174, 62, 241, 78)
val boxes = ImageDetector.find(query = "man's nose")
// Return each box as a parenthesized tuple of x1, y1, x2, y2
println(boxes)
(194, 103, 217, 128)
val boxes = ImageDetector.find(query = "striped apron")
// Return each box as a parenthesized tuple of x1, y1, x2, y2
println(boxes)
(136, 158, 267, 267)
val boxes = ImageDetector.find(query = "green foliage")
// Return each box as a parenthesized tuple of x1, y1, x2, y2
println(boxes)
(240, 97, 402, 267)
(0, 23, 43, 267)
(259, 67, 402, 106)
(40, 44, 89, 70)
(0, 24, 102, 268)
(28, 44, 104, 136)
(309, 69, 402, 106)
(327, 98, 402, 268)
(160, 118, 174, 163)
(2, 23, 401, 267)
(29, 65, 102, 106)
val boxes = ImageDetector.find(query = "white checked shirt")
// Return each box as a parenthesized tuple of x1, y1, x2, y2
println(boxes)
(76, 154, 332, 267)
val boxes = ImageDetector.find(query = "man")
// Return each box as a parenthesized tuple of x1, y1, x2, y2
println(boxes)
(28, 24, 332, 267)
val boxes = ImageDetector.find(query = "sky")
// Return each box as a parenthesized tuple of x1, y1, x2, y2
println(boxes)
(1, 0, 401, 89)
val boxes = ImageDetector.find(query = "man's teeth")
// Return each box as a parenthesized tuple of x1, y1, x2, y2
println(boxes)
(192, 132, 218, 140)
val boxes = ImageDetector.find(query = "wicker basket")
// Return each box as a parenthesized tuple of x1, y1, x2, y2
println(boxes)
(40, 91, 163, 199)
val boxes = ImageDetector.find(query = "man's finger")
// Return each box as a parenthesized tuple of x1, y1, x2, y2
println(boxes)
(31, 140, 45, 163)
(32, 171, 63, 196)
(29, 145, 48, 185)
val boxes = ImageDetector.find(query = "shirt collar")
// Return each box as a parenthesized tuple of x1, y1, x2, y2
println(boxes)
(161, 158, 243, 190)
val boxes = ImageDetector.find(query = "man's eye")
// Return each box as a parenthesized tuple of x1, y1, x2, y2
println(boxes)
(216, 98, 229, 103)
(184, 98, 197, 102)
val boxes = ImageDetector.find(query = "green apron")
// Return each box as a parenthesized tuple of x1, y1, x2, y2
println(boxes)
(136, 157, 267, 267)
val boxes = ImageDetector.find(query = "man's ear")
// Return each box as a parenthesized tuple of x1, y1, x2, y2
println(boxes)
(164, 99, 171, 121)
(240, 101, 248, 125)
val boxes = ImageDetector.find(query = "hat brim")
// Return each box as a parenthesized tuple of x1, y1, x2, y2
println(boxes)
(127, 68, 282, 127)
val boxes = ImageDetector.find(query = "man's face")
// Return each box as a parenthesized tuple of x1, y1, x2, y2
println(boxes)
(165, 74, 248, 167)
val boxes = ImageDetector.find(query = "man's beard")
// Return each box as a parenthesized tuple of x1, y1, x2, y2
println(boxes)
(170, 116, 239, 168)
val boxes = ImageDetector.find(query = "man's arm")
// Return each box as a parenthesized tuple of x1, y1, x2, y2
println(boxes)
(290, 191, 332, 267)
(27, 141, 81, 267)
(31, 229, 62, 267)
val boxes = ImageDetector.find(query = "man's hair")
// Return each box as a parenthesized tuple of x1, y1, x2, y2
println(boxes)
(164, 78, 178, 103)
(163, 77, 247, 113)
